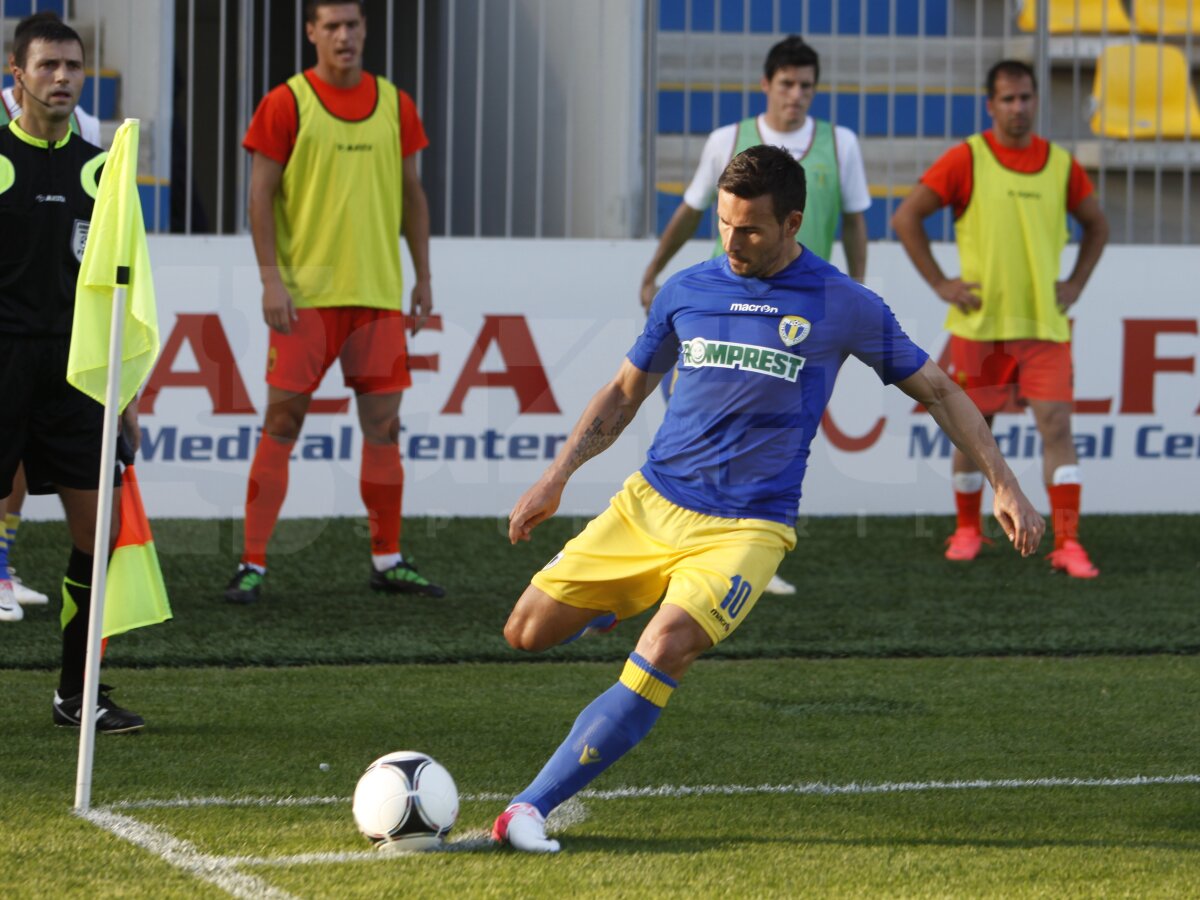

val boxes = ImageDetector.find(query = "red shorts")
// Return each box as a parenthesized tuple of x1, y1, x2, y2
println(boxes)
(267, 307, 412, 395)
(948, 337, 1073, 416)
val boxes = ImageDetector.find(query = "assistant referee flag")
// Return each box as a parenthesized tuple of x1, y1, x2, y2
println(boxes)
(67, 119, 159, 409)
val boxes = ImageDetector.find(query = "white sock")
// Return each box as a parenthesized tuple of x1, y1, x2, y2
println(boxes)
(952, 471, 984, 493)
(372, 553, 402, 572)
(242, 562, 266, 575)
(1051, 465, 1082, 486)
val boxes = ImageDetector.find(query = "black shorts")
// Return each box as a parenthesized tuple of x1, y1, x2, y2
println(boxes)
(0, 334, 118, 498)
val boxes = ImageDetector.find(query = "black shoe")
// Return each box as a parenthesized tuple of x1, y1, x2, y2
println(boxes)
(369, 560, 445, 598)
(53, 684, 145, 734)
(224, 563, 264, 604)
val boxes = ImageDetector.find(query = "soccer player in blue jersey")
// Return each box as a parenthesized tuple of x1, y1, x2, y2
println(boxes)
(490, 145, 1045, 853)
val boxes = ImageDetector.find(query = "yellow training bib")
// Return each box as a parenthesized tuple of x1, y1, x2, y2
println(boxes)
(948, 134, 1071, 342)
(274, 74, 403, 310)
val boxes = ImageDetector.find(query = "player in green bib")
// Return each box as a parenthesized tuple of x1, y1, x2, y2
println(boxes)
(641, 35, 870, 596)
(641, 33, 870, 313)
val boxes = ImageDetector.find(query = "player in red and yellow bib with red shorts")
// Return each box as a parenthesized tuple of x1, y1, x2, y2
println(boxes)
(892, 60, 1109, 578)
(225, 0, 444, 603)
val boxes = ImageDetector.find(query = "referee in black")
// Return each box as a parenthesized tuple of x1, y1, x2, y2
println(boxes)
(0, 14, 143, 732)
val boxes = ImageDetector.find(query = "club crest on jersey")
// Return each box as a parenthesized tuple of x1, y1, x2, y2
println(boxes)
(71, 220, 89, 262)
(778, 315, 811, 347)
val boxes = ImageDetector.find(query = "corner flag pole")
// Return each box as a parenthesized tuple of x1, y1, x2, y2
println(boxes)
(74, 268, 128, 813)
(74, 118, 141, 813)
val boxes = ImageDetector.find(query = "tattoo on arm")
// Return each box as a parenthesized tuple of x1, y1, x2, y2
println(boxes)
(565, 411, 629, 475)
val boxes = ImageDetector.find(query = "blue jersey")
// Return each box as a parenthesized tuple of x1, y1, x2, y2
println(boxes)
(628, 250, 928, 525)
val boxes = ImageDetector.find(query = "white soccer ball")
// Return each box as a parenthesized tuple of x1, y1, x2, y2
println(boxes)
(352, 751, 459, 851)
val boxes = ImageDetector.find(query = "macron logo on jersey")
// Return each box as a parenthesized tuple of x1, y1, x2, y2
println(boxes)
(729, 302, 779, 313)
(681, 338, 805, 382)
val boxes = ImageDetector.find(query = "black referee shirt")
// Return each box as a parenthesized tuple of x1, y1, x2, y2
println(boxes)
(0, 120, 105, 337)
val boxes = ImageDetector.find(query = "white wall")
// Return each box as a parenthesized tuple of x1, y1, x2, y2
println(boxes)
(446, 0, 646, 237)
(71, 0, 172, 178)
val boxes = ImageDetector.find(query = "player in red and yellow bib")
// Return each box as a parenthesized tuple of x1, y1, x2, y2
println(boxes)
(225, 0, 444, 603)
(892, 60, 1109, 578)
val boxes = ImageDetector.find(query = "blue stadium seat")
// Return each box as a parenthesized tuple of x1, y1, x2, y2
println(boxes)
(2, 0, 66, 16)
(1, 71, 118, 121)
(660, 0, 949, 36)
(658, 87, 991, 138)
(654, 186, 956, 242)
(138, 179, 171, 233)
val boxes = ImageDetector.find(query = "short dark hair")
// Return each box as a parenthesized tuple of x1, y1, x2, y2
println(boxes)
(12, 11, 84, 67)
(986, 59, 1037, 98)
(763, 34, 819, 84)
(304, 0, 366, 24)
(717, 145, 807, 222)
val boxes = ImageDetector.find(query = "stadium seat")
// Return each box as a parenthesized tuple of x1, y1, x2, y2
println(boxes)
(1017, 0, 1133, 33)
(1132, 0, 1198, 35)
(1089, 43, 1200, 138)
(2, 0, 66, 15)
(657, 86, 990, 138)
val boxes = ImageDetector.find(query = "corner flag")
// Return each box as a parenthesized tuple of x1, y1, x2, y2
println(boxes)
(67, 119, 159, 408)
(103, 465, 172, 638)
(67, 119, 163, 813)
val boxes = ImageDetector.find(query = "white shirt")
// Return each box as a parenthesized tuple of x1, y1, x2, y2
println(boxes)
(682, 115, 870, 215)
(2, 86, 103, 146)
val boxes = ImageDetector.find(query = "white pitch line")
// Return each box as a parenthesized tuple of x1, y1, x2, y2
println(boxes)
(81, 808, 298, 900)
(83, 775, 1200, 898)
(574, 773, 1200, 800)
(222, 849, 379, 867)
(227, 830, 499, 867)
(100, 773, 1200, 812)
(104, 795, 347, 811)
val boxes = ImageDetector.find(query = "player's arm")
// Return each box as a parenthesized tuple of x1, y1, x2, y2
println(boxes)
(891, 184, 980, 313)
(401, 153, 433, 334)
(896, 358, 1044, 556)
(509, 360, 663, 543)
(840, 210, 868, 282)
(640, 202, 704, 313)
(248, 152, 296, 334)
(1056, 194, 1108, 313)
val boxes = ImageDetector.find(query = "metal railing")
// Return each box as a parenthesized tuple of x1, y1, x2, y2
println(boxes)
(12, 0, 1191, 242)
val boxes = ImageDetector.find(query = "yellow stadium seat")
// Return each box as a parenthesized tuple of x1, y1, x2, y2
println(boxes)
(1090, 43, 1200, 138)
(1133, 0, 1198, 34)
(1017, 0, 1133, 33)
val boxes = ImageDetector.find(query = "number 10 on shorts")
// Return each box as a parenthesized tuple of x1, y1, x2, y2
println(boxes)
(720, 575, 753, 619)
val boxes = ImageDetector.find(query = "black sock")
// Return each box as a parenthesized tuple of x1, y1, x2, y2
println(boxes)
(58, 547, 95, 697)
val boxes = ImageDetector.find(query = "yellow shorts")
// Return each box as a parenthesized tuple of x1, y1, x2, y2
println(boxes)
(531, 472, 796, 645)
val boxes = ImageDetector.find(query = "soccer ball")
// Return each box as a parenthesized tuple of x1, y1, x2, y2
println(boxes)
(352, 751, 459, 851)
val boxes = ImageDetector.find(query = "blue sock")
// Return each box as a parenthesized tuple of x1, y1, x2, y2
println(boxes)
(0, 530, 9, 576)
(513, 652, 677, 817)
(559, 612, 617, 645)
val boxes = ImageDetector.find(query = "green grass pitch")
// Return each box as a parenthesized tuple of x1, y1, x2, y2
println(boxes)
(1, 514, 1198, 898)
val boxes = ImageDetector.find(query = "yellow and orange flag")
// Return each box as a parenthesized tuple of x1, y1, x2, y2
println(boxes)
(64, 119, 171, 638)
(103, 466, 171, 638)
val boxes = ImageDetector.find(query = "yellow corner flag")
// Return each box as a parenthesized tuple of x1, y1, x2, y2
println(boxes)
(67, 119, 159, 409)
